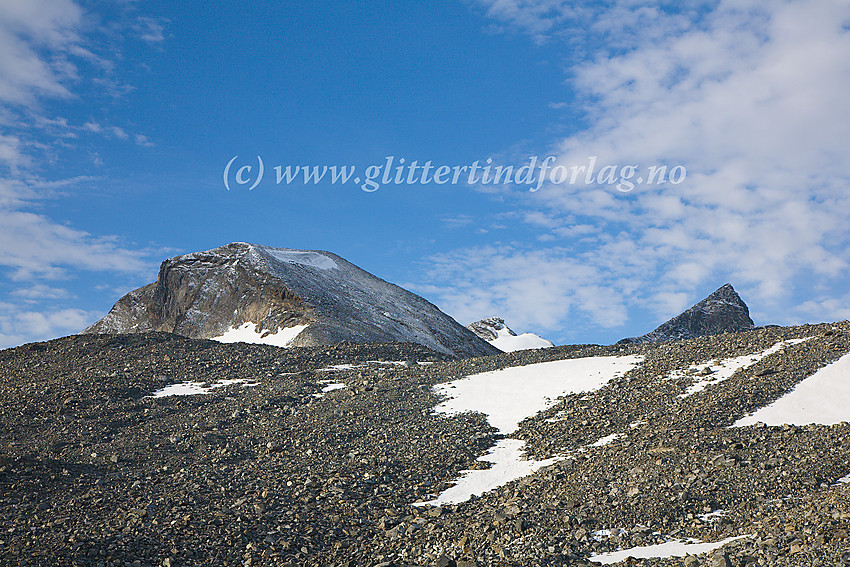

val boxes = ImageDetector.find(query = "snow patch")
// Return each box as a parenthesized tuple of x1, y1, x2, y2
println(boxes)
(593, 528, 627, 541)
(313, 382, 346, 398)
(318, 360, 412, 372)
(150, 379, 257, 398)
(318, 363, 359, 372)
(490, 327, 554, 352)
(590, 535, 750, 564)
(591, 433, 622, 447)
(422, 354, 643, 505)
(433, 355, 643, 435)
(698, 509, 727, 522)
(265, 249, 337, 270)
(734, 349, 850, 426)
(211, 323, 308, 348)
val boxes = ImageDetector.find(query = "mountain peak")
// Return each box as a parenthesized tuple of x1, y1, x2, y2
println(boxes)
(83, 242, 498, 358)
(467, 316, 554, 352)
(618, 283, 754, 344)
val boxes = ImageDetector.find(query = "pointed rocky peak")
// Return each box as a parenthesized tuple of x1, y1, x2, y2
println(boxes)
(618, 283, 755, 344)
(467, 316, 554, 352)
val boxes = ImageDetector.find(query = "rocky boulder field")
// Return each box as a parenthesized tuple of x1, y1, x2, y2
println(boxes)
(2, 322, 850, 566)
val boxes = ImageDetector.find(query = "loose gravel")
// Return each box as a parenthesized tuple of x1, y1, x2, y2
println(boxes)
(2, 323, 850, 566)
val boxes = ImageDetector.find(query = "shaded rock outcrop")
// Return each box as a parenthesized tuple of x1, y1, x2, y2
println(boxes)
(83, 242, 499, 358)
(618, 283, 754, 344)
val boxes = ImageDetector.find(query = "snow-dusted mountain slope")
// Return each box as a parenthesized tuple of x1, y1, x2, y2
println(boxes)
(619, 283, 754, 344)
(83, 242, 499, 358)
(466, 316, 554, 352)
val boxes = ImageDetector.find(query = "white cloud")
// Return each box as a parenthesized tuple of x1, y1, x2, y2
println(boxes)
(428, 0, 850, 339)
(0, 0, 83, 107)
(472, 0, 583, 41)
(0, 301, 98, 348)
(134, 133, 154, 147)
(0, 204, 151, 280)
(793, 296, 850, 325)
(135, 16, 165, 44)
(0, 133, 28, 171)
(542, 0, 850, 300)
(412, 245, 632, 334)
(11, 283, 73, 300)
(472, 0, 706, 46)
(0, 1, 159, 348)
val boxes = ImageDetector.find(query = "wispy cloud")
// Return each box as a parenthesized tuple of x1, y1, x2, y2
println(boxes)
(0, 205, 152, 280)
(0, 0, 83, 107)
(134, 133, 154, 147)
(135, 16, 165, 44)
(425, 0, 850, 340)
(0, 1, 160, 346)
(412, 244, 632, 333)
(11, 283, 73, 301)
(0, 0, 161, 150)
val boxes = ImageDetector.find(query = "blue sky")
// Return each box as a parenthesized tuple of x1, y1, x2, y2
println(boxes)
(1, 0, 849, 348)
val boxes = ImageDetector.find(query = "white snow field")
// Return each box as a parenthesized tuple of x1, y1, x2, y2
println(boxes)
(210, 322, 308, 348)
(418, 354, 643, 505)
(590, 535, 750, 564)
(150, 378, 257, 398)
(674, 338, 811, 397)
(735, 349, 850, 426)
(489, 326, 554, 352)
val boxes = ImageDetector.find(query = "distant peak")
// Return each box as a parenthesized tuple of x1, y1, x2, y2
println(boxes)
(467, 316, 554, 352)
(467, 317, 515, 340)
(618, 284, 754, 344)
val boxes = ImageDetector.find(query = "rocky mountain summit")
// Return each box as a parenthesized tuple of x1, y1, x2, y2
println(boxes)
(619, 284, 755, 344)
(467, 317, 554, 352)
(83, 243, 498, 358)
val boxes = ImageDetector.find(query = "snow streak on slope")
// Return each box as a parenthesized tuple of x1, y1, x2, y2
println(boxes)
(674, 338, 811, 397)
(735, 350, 850, 426)
(426, 439, 561, 506)
(210, 323, 308, 348)
(590, 535, 750, 564)
(150, 379, 258, 398)
(591, 433, 622, 447)
(421, 355, 643, 505)
(264, 248, 338, 271)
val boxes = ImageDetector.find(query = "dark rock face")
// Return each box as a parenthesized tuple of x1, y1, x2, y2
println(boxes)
(619, 283, 755, 344)
(467, 316, 515, 341)
(83, 242, 499, 358)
